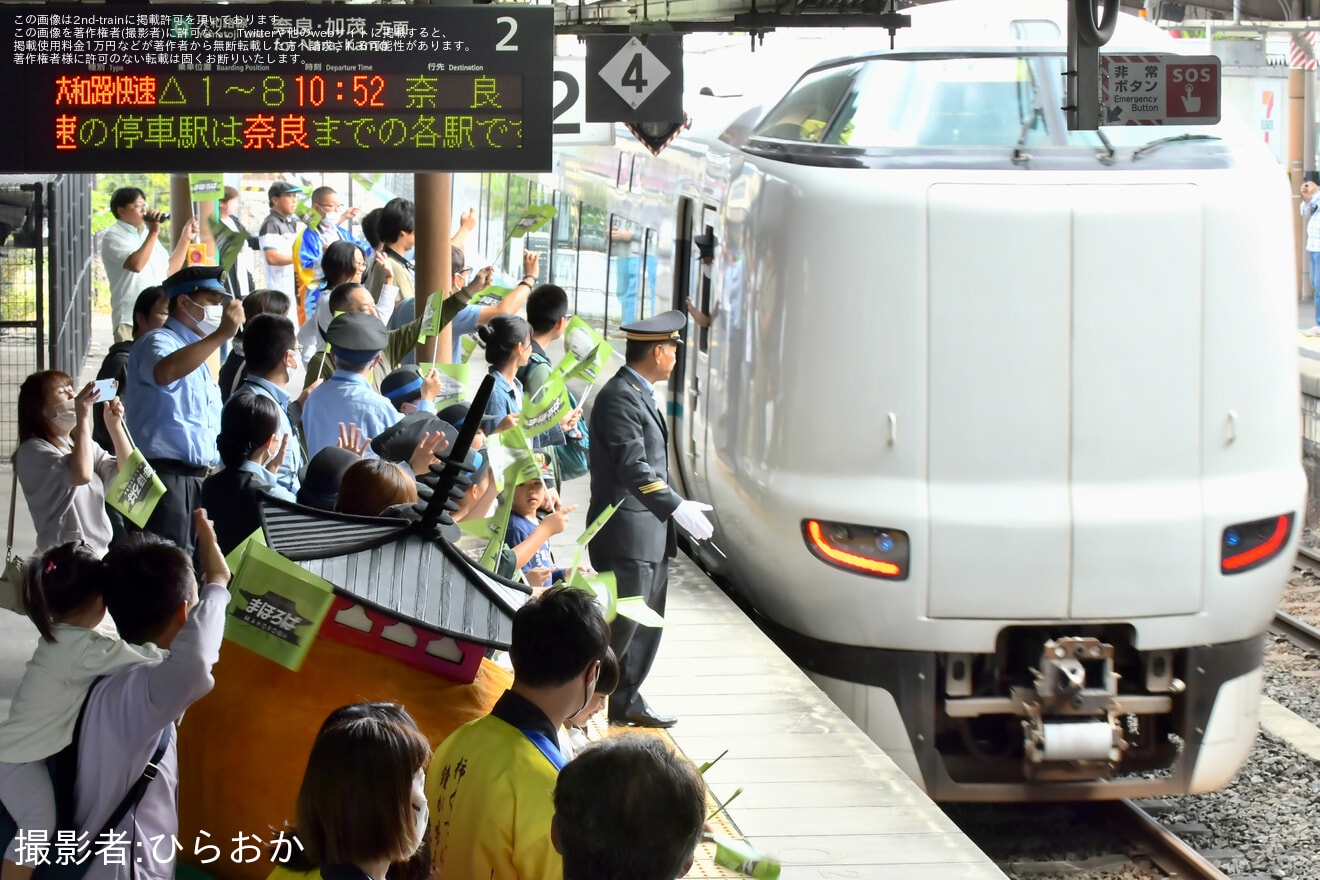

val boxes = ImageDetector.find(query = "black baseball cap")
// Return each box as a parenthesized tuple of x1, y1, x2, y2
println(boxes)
(268, 181, 304, 199)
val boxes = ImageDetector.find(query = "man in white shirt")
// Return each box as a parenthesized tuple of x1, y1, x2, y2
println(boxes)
(258, 181, 305, 299)
(100, 187, 196, 343)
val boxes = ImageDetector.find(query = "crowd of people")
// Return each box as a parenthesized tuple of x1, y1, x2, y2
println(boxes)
(0, 181, 726, 880)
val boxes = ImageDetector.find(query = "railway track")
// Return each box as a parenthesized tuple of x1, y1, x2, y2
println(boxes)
(1279, 549, 1320, 654)
(948, 799, 1231, 879)
(1101, 800, 1230, 880)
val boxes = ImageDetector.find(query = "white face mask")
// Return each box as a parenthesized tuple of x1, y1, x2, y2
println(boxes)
(49, 399, 77, 434)
(322, 209, 343, 227)
(410, 768, 429, 854)
(186, 296, 224, 336)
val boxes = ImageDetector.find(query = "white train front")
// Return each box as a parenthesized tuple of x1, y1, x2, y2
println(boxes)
(495, 0, 1307, 800)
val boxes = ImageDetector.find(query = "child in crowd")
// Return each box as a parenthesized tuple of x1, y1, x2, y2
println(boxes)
(504, 474, 576, 586)
(268, 702, 431, 880)
(559, 645, 618, 760)
(336, 459, 419, 518)
(0, 542, 166, 880)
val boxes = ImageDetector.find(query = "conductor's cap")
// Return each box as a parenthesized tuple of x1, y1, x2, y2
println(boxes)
(163, 266, 228, 299)
(325, 311, 388, 362)
(620, 310, 685, 342)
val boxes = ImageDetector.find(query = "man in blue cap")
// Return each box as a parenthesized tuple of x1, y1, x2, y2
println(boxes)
(125, 265, 245, 555)
(301, 311, 442, 459)
(587, 310, 715, 728)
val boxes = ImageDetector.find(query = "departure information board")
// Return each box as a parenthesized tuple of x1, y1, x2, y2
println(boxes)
(0, 5, 553, 172)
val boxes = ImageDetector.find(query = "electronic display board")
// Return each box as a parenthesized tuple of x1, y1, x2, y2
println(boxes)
(0, 5, 552, 172)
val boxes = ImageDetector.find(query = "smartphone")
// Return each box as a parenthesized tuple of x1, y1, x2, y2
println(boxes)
(92, 378, 117, 402)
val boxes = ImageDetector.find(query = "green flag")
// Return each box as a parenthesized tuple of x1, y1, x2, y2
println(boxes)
(419, 362, 482, 406)
(224, 541, 335, 672)
(106, 450, 167, 529)
(294, 202, 324, 230)
(567, 568, 617, 621)
(478, 494, 514, 571)
(224, 528, 267, 575)
(564, 340, 614, 386)
(559, 316, 608, 374)
(519, 370, 572, 439)
(469, 285, 513, 309)
(188, 172, 224, 202)
(508, 204, 557, 239)
(615, 596, 666, 628)
(577, 503, 617, 548)
(461, 336, 478, 364)
(492, 426, 542, 491)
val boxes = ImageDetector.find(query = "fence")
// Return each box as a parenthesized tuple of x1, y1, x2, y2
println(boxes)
(0, 174, 94, 454)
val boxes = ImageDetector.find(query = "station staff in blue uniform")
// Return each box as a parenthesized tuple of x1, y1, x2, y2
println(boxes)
(301, 311, 441, 459)
(587, 311, 715, 728)
(125, 265, 244, 556)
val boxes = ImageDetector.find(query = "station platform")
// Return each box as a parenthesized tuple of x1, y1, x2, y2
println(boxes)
(546, 478, 1005, 878)
(0, 314, 1004, 879)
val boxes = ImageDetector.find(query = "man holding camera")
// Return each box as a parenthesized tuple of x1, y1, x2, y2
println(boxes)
(101, 187, 198, 343)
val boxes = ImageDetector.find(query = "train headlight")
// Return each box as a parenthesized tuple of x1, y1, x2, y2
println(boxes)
(1220, 513, 1294, 574)
(802, 519, 909, 580)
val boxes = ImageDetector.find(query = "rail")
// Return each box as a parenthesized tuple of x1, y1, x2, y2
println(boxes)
(1102, 800, 1230, 880)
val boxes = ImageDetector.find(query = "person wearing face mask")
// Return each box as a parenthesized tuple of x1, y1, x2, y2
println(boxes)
(13, 371, 137, 556)
(300, 312, 441, 460)
(200, 394, 296, 555)
(268, 703, 432, 880)
(228, 314, 313, 496)
(293, 186, 366, 321)
(425, 586, 610, 880)
(298, 241, 398, 366)
(124, 265, 245, 557)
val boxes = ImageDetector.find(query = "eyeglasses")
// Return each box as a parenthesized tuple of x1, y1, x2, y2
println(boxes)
(458, 266, 474, 278)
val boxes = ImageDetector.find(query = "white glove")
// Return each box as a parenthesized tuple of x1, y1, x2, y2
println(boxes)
(673, 499, 715, 541)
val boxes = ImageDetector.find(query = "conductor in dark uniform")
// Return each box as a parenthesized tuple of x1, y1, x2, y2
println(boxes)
(588, 311, 714, 728)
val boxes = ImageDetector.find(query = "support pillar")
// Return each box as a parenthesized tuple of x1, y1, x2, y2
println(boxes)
(1293, 68, 1306, 300)
(169, 173, 193, 243)
(415, 173, 452, 363)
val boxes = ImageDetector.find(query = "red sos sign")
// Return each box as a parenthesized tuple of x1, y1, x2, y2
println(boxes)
(1166, 63, 1219, 120)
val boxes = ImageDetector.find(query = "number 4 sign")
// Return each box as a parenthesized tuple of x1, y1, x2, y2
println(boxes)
(585, 35, 683, 123)
(1100, 54, 1220, 126)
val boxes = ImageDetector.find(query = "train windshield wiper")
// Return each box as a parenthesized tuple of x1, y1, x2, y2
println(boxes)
(1132, 133, 1221, 161)
(1095, 128, 1116, 165)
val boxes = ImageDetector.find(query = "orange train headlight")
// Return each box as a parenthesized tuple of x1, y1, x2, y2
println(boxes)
(802, 519, 909, 580)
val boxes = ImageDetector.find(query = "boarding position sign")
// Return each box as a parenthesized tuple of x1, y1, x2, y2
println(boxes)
(1099, 54, 1220, 126)
(0, 4, 552, 172)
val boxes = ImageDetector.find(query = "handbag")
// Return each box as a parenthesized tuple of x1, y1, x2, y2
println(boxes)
(0, 469, 27, 614)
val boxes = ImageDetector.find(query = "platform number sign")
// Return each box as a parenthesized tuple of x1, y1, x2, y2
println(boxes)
(585, 35, 683, 123)
(553, 58, 614, 145)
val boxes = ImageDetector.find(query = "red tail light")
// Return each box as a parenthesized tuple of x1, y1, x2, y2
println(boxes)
(803, 520, 908, 580)
(1221, 514, 1294, 574)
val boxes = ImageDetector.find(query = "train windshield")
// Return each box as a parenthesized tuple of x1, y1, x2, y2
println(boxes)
(752, 55, 1247, 151)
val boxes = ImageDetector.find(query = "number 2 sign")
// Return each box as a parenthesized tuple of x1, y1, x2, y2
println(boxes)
(585, 35, 684, 123)
(553, 58, 615, 146)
